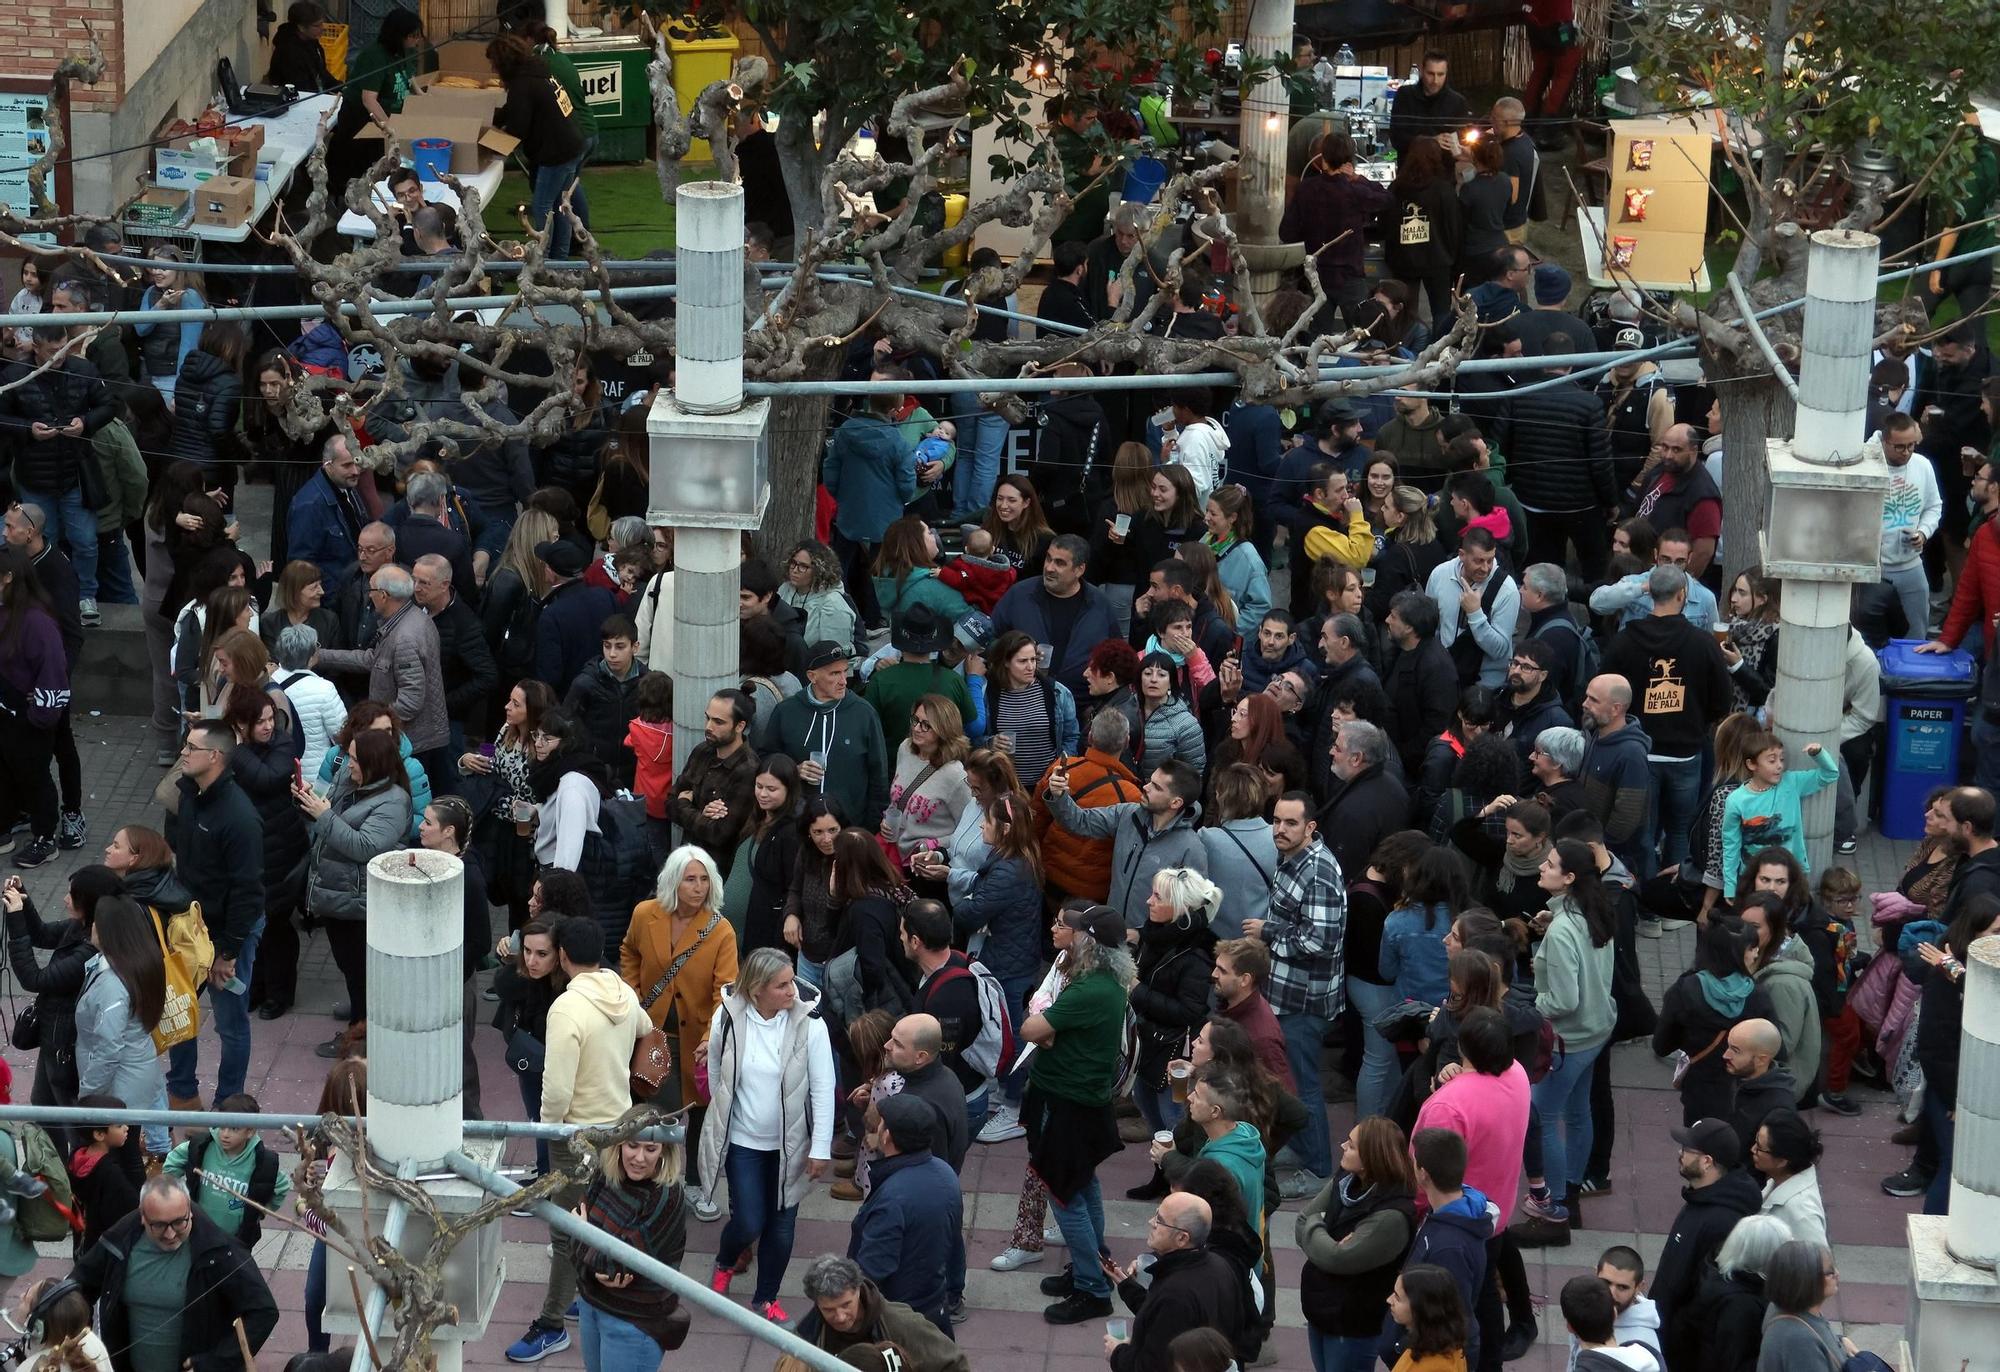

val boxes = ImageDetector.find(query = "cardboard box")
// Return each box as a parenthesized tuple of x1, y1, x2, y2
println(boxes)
(388, 114, 485, 173)
(432, 39, 496, 79)
(191, 175, 256, 228)
(408, 77, 507, 122)
(125, 186, 191, 227)
(156, 136, 254, 187)
(479, 127, 519, 158)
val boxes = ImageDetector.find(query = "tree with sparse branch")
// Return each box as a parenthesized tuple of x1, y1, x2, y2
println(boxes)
(1631, 0, 2000, 579)
(6, 17, 1479, 556)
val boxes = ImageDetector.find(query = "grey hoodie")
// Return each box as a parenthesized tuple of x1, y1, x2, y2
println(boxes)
(1046, 790, 1211, 928)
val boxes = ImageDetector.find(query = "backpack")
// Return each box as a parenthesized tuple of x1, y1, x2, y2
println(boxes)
(1533, 610, 1600, 710)
(580, 793, 663, 950)
(2, 1121, 80, 1243)
(927, 957, 1016, 1080)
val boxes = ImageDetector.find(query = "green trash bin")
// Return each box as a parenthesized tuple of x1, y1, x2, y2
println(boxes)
(562, 34, 654, 165)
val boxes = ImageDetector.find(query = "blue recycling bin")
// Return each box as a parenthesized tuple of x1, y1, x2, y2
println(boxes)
(1877, 639, 1977, 839)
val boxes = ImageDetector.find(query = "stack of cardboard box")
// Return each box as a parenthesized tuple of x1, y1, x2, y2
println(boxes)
(137, 116, 267, 230)
(387, 40, 519, 178)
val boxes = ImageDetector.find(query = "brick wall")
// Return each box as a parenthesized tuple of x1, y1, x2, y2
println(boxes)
(0, 0, 127, 109)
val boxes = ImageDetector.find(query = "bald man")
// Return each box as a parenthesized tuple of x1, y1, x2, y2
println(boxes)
(1578, 674, 1651, 870)
(886, 1013, 969, 1172)
(1107, 1191, 1245, 1372)
(1724, 1018, 1797, 1154)
(883, 1011, 972, 1325)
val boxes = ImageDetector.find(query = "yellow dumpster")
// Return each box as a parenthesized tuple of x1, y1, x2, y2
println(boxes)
(669, 32, 740, 163)
(319, 22, 348, 82)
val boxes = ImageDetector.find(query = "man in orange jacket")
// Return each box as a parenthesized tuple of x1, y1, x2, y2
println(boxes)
(1031, 708, 1143, 905)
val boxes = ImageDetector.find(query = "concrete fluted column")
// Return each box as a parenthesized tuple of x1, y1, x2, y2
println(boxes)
(1236, 0, 1292, 259)
(661, 180, 746, 779)
(365, 848, 465, 1166)
(1946, 933, 2000, 1268)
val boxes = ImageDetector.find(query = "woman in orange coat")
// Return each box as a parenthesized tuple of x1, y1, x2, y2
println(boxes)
(621, 843, 739, 1212)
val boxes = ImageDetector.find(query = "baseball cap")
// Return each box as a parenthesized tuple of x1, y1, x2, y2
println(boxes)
(1670, 1117, 1741, 1169)
(1613, 326, 1646, 351)
(1062, 902, 1130, 949)
(804, 639, 852, 672)
(535, 539, 587, 578)
(954, 611, 994, 652)
(1532, 262, 1572, 306)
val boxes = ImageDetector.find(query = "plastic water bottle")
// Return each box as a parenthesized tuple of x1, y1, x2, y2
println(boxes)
(1312, 56, 1336, 107)
(1336, 43, 1357, 66)
(1406, 63, 1420, 85)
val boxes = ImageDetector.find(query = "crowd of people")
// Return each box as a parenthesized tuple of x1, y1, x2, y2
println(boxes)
(0, 15, 1997, 1372)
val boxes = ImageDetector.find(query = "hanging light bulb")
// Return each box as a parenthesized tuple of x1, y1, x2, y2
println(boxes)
(1031, 58, 1050, 79)
(1265, 113, 1282, 131)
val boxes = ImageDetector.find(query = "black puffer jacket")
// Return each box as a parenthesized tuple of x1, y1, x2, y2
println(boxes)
(229, 725, 310, 910)
(1129, 919, 1217, 1084)
(0, 354, 115, 495)
(170, 349, 245, 470)
(540, 402, 609, 506)
(4, 893, 93, 1058)
(1496, 377, 1619, 513)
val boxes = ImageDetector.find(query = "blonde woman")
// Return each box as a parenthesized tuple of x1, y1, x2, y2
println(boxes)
(482, 509, 559, 685)
(1366, 485, 1449, 621)
(881, 695, 973, 870)
(621, 844, 739, 1125)
(571, 1106, 688, 1370)
(1130, 867, 1222, 1134)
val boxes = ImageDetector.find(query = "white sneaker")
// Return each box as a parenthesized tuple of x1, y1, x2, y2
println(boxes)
(79, 597, 100, 627)
(976, 1103, 1025, 1144)
(1044, 1221, 1064, 1244)
(989, 1246, 1044, 1271)
(690, 1189, 721, 1222)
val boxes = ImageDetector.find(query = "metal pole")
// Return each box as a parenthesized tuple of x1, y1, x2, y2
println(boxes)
(1947, 934, 2000, 1268)
(664, 180, 747, 781)
(442, 1151, 857, 1372)
(0, 1103, 681, 1142)
(1773, 229, 1881, 879)
(348, 1189, 412, 1372)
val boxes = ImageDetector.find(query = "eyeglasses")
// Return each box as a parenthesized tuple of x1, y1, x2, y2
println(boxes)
(179, 743, 218, 757)
(1147, 1213, 1192, 1236)
(531, 730, 557, 743)
(788, 558, 814, 571)
(910, 719, 934, 733)
(144, 1212, 193, 1234)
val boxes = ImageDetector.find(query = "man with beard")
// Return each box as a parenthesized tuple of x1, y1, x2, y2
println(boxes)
(1723, 1018, 1797, 1154)
(1651, 1119, 1761, 1372)
(1624, 426, 1722, 580)
(1495, 639, 1573, 770)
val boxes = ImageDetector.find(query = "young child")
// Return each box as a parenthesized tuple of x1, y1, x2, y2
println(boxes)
(67, 1092, 143, 1256)
(935, 526, 1016, 613)
(162, 1092, 291, 1246)
(1813, 866, 1866, 1116)
(625, 671, 674, 837)
(565, 614, 647, 790)
(7, 259, 44, 358)
(1720, 731, 1840, 894)
(911, 420, 956, 502)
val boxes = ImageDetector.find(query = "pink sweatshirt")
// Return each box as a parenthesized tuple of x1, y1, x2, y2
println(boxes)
(1466, 506, 1512, 545)
(1412, 1060, 1532, 1228)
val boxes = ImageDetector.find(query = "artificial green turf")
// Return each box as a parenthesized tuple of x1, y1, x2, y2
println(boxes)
(491, 161, 715, 257)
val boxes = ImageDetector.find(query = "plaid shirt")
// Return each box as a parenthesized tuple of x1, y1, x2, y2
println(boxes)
(1262, 838, 1348, 1018)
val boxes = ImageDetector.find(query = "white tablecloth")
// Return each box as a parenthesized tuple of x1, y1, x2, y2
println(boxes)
(337, 159, 508, 240)
(180, 93, 340, 243)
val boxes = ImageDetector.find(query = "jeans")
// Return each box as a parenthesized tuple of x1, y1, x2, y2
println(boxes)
(797, 955, 827, 991)
(1049, 1174, 1111, 1296)
(964, 1086, 990, 1140)
(1882, 561, 1931, 641)
(716, 1144, 800, 1305)
(1641, 755, 1703, 881)
(1132, 1080, 1183, 1134)
(96, 532, 137, 604)
(306, 1239, 329, 1351)
(577, 1303, 663, 1372)
(1531, 1039, 1602, 1191)
(165, 917, 263, 1103)
(19, 487, 100, 599)
(1346, 975, 1399, 1123)
(530, 157, 585, 259)
(1976, 710, 2000, 796)
(1000, 973, 1035, 1104)
(951, 405, 1009, 517)
(1309, 1330, 1381, 1372)
(0, 715, 57, 841)
(1922, 1089, 1954, 1216)
(514, 1060, 551, 1178)
(1523, 508, 1611, 583)
(1278, 1009, 1334, 1178)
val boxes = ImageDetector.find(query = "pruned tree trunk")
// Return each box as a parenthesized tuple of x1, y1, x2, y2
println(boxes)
(1717, 368, 1795, 585)
(761, 387, 836, 558)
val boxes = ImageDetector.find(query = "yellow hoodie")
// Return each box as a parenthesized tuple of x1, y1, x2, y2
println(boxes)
(540, 967, 646, 1126)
